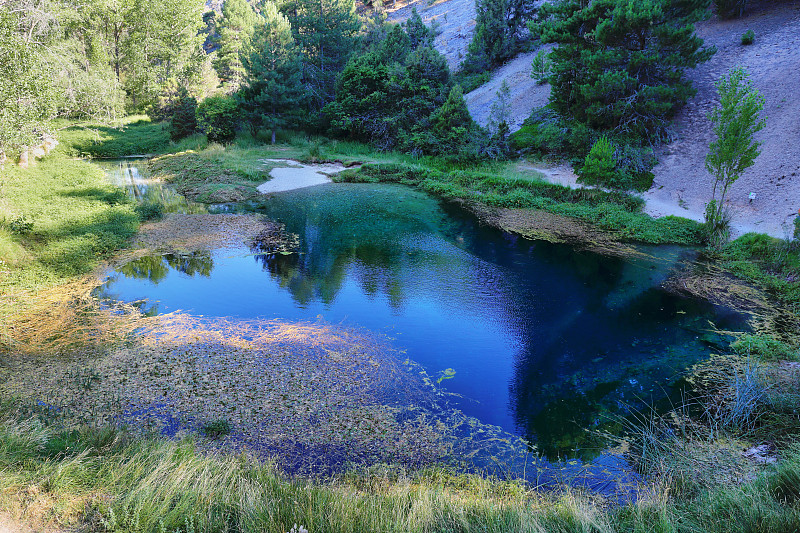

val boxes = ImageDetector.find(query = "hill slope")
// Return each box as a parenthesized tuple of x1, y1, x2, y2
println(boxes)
(644, 0, 800, 238)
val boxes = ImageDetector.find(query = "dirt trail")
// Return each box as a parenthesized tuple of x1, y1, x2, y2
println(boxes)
(646, 1, 800, 239)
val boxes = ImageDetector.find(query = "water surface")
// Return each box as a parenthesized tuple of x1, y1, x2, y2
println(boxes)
(102, 180, 746, 460)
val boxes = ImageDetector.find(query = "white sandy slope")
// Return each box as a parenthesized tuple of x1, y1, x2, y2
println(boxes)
(644, 0, 800, 239)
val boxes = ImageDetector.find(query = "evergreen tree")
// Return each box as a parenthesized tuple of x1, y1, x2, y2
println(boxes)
(535, 0, 714, 144)
(461, 0, 536, 75)
(214, 0, 262, 92)
(403, 8, 433, 49)
(325, 17, 451, 152)
(241, 1, 303, 143)
(427, 85, 476, 155)
(279, 0, 360, 111)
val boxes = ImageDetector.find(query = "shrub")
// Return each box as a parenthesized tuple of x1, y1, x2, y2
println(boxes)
(200, 419, 232, 439)
(196, 96, 240, 144)
(134, 200, 164, 222)
(795, 216, 800, 241)
(579, 136, 617, 187)
(741, 29, 755, 45)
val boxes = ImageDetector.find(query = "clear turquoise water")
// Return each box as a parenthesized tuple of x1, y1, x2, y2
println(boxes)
(102, 180, 746, 460)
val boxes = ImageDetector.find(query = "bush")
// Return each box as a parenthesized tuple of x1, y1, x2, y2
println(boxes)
(741, 29, 755, 45)
(200, 419, 232, 439)
(579, 136, 617, 187)
(134, 200, 164, 222)
(196, 96, 240, 144)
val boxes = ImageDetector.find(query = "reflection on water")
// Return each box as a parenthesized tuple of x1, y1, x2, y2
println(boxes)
(103, 183, 747, 461)
(95, 159, 206, 214)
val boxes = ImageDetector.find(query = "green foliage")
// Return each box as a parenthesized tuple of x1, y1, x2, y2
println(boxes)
(169, 92, 199, 141)
(0, 10, 58, 157)
(213, 0, 261, 92)
(240, 2, 303, 142)
(535, 0, 714, 144)
(326, 19, 458, 154)
(741, 29, 755, 45)
(705, 67, 765, 246)
(425, 85, 479, 157)
(460, 0, 536, 76)
(199, 419, 232, 439)
(720, 232, 800, 311)
(134, 200, 165, 221)
(530, 49, 552, 85)
(579, 136, 617, 187)
(280, 0, 361, 112)
(731, 334, 797, 361)
(196, 96, 241, 144)
(715, 0, 748, 19)
(123, 0, 207, 111)
(58, 117, 206, 158)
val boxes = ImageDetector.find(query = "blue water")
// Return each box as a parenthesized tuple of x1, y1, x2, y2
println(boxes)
(102, 182, 746, 459)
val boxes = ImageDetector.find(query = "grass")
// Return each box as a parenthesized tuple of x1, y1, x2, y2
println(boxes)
(56, 115, 207, 159)
(0, 153, 140, 291)
(0, 414, 800, 532)
(335, 162, 704, 245)
(719, 232, 800, 315)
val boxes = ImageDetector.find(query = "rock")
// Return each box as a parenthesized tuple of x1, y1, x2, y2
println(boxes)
(18, 149, 29, 169)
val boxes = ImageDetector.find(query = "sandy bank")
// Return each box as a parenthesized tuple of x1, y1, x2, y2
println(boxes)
(257, 159, 347, 194)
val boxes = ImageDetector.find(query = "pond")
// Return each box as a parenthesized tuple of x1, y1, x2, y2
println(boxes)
(100, 163, 747, 466)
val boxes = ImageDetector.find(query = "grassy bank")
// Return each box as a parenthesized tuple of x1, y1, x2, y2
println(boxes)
(0, 154, 141, 292)
(56, 116, 207, 159)
(334, 163, 703, 245)
(2, 410, 800, 533)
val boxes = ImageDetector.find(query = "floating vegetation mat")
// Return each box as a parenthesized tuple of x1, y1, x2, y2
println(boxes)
(469, 203, 645, 259)
(666, 262, 800, 344)
(127, 213, 295, 257)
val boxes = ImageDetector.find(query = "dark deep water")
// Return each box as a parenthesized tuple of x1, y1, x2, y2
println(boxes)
(100, 177, 747, 462)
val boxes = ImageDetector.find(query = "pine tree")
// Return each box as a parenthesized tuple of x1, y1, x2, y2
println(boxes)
(461, 0, 536, 74)
(279, 0, 360, 111)
(241, 1, 303, 143)
(535, 0, 714, 143)
(214, 0, 261, 92)
(429, 85, 475, 155)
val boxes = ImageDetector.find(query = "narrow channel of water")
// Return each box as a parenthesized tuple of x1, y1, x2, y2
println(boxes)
(99, 164, 747, 463)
